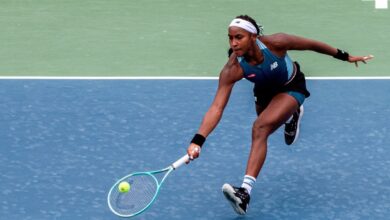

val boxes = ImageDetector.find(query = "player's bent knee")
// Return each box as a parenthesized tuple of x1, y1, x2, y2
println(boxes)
(252, 120, 273, 139)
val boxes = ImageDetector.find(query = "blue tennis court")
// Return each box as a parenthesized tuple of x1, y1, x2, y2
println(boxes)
(1, 79, 389, 220)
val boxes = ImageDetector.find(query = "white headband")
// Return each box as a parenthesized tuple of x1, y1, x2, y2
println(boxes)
(229, 18, 257, 34)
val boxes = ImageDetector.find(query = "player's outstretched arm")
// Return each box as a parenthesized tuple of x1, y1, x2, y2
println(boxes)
(271, 33, 374, 67)
(187, 56, 243, 160)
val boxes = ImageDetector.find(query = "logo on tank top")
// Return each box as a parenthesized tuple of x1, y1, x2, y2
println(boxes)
(247, 73, 256, 78)
(270, 62, 278, 71)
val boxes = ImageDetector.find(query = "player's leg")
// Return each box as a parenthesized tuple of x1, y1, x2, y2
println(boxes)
(223, 93, 299, 215)
(284, 91, 305, 145)
(246, 92, 299, 177)
(283, 62, 310, 145)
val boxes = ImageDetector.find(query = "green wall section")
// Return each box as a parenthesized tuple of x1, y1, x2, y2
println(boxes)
(0, 0, 389, 76)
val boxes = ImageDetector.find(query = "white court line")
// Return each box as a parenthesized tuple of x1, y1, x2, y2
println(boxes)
(1, 76, 390, 80)
(306, 76, 390, 80)
(0, 76, 217, 80)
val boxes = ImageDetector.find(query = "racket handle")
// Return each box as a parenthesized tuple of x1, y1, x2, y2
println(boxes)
(171, 154, 190, 169)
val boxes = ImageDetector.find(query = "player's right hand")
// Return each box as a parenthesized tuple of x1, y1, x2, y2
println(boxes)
(187, 143, 201, 162)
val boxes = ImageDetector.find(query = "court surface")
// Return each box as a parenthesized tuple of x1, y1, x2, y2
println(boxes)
(1, 0, 389, 77)
(1, 79, 389, 220)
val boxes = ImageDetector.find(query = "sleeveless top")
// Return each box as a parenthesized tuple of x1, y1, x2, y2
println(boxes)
(237, 38, 295, 88)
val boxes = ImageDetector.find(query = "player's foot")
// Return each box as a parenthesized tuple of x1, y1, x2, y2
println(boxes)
(222, 183, 250, 215)
(284, 105, 304, 145)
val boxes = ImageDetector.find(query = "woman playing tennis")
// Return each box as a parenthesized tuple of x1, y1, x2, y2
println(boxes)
(187, 15, 373, 215)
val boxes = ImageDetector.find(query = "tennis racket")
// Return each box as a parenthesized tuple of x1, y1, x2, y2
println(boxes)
(107, 154, 190, 218)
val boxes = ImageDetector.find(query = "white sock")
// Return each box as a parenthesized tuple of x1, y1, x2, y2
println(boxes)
(241, 175, 256, 194)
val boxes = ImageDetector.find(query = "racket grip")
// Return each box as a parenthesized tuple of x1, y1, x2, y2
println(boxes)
(172, 154, 190, 169)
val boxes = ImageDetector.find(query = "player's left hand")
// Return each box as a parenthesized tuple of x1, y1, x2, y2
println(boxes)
(348, 54, 374, 67)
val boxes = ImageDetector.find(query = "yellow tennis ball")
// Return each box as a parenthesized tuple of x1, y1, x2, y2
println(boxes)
(118, 181, 130, 193)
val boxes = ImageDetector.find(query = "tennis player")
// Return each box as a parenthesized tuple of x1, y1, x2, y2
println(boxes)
(187, 15, 373, 215)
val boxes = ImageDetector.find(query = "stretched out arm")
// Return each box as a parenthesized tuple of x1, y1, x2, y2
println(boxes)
(272, 33, 374, 67)
(196, 72, 235, 137)
(187, 56, 243, 160)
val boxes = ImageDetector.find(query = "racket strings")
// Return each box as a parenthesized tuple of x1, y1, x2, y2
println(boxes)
(109, 174, 158, 216)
